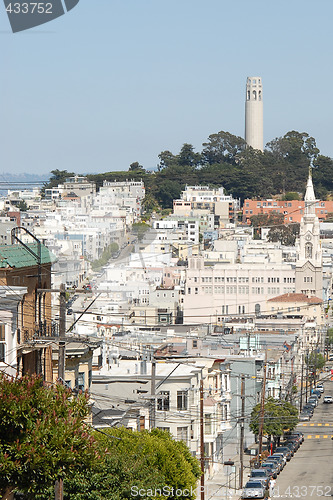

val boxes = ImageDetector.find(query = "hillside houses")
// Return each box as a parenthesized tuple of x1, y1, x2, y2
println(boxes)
(0, 173, 332, 476)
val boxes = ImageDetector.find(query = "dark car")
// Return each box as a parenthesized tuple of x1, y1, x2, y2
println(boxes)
(274, 447, 292, 461)
(285, 437, 300, 450)
(287, 431, 304, 443)
(283, 441, 297, 454)
(270, 453, 287, 465)
(264, 457, 283, 473)
(302, 404, 314, 413)
(241, 480, 268, 499)
(260, 462, 278, 479)
(285, 433, 301, 445)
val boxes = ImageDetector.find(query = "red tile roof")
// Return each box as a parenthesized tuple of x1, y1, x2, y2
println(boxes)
(268, 293, 323, 304)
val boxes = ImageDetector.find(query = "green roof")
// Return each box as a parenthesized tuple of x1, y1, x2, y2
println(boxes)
(0, 243, 57, 269)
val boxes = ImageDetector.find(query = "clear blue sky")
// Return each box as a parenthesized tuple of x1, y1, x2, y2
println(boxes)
(1, 0, 333, 176)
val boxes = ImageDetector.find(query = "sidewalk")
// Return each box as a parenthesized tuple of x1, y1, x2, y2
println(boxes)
(197, 451, 253, 500)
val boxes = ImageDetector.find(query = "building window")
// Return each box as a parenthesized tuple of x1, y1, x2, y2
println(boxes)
(177, 391, 188, 411)
(77, 372, 85, 391)
(177, 426, 188, 443)
(0, 343, 5, 362)
(305, 243, 313, 259)
(204, 414, 212, 435)
(157, 391, 170, 411)
(0, 324, 5, 341)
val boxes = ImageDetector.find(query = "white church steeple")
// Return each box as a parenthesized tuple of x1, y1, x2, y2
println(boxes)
(295, 168, 322, 298)
(304, 167, 316, 216)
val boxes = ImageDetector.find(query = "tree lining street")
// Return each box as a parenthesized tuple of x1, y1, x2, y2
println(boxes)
(272, 380, 333, 499)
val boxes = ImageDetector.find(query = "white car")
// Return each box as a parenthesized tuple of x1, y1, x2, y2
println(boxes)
(323, 396, 333, 404)
(316, 384, 324, 393)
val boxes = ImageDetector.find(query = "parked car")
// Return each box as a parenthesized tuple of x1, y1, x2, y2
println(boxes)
(260, 462, 278, 479)
(299, 412, 311, 421)
(271, 453, 287, 466)
(285, 431, 304, 443)
(323, 395, 333, 404)
(285, 436, 300, 450)
(249, 469, 269, 488)
(274, 447, 292, 461)
(241, 481, 268, 499)
(264, 456, 283, 473)
(283, 441, 297, 454)
(312, 389, 321, 398)
(288, 431, 304, 443)
(302, 403, 315, 413)
(316, 384, 324, 393)
(308, 397, 318, 407)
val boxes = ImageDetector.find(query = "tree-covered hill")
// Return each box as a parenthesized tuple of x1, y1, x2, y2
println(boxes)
(43, 130, 333, 209)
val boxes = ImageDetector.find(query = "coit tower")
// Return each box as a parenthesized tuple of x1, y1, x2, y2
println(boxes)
(245, 76, 263, 151)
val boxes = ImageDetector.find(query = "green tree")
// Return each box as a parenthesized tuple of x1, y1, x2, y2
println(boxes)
(250, 397, 298, 445)
(306, 351, 326, 371)
(91, 242, 119, 270)
(250, 213, 285, 239)
(266, 131, 319, 164)
(155, 179, 182, 208)
(62, 428, 201, 500)
(265, 131, 319, 193)
(268, 222, 300, 246)
(202, 131, 246, 164)
(177, 143, 202, 167)
(282, 192, 300, 201)
(42, 169, 76, 193)
(326, 328, 333, 355)
(142, 193, 160, 213)
(157, 151, 178, 170)
(132, 222, 151, 241)
(312, 155, 333, 199)
(129, 162, 145, 172)
(17, 200, 28, 211)
(0, 374, 98, 498)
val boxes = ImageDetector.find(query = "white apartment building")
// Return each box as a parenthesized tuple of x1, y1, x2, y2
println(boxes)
(173, 185, 239, 227)
(0, 286, 27, 377)
(62, 176, 96, 199)
(92, 357, 231, 476)
(182, 257, 296, 324)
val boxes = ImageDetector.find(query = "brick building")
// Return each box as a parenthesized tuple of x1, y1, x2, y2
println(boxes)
(0, 243, 56, 377)
(242, 199, 333, 224)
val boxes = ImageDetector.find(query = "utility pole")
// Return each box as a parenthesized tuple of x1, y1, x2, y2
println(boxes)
(305, 349, 309, 404)
(258, 349, 267, 464)
(239, 374, 245, 489)
(150, 354, 156, 429)
(314, 345, 318, 389)
(58, 284, 66, 382)
(55, 284, 66, 500)
(300, 353, 304, 412)
(200, 379, 205, 500)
